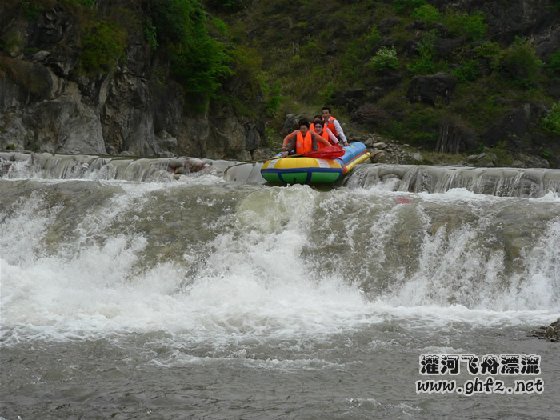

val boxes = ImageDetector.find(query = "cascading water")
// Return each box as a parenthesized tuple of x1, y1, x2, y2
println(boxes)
(1, 154, 559, 419)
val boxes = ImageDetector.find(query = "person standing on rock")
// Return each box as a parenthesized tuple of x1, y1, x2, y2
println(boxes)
(321, 107, 349, 146)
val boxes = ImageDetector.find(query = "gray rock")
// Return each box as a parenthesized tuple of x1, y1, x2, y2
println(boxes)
(407, 73, 457, 106)
(530, 318, 560, 342)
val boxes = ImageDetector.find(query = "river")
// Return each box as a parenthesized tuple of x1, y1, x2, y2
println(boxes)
(1, 154, 559, 419)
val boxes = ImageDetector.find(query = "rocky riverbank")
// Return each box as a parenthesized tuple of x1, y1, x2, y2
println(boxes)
(530, 319, 560, 342)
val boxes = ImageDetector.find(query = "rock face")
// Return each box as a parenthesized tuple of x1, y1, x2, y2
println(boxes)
(407, 73, 457, 106)
(530, 318, 560, 342)
(0, 1, 262, 159)
(436, 117, 477, 154)
(431, 0, 558, 46)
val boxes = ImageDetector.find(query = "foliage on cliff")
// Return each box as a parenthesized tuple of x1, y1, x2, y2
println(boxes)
(1, 0, 559, 163)
(0, 0, 252, 112)
(209, 0, 560, 163)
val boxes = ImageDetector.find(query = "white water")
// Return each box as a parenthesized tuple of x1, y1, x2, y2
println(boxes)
(1, 180, 559, 347)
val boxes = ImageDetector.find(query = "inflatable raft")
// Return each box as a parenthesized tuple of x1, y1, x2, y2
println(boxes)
(261, 142, 371, 184)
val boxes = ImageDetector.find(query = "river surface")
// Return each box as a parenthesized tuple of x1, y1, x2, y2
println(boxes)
(1, 162, 559, 419)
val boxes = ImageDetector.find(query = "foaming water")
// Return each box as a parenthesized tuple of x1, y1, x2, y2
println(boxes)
(1, 179, 559, 349)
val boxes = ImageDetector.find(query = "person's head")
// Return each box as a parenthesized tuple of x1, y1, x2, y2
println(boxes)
(313, 118, 323, 133)
(321, 107, 331, 120)
(298, 119, 310, 134)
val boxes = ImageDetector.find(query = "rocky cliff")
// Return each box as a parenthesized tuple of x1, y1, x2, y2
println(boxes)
(0, 0, 264, 160)
(1, 0, 559, 166)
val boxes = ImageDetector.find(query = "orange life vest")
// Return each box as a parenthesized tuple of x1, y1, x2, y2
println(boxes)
(316, 129, 331, 149)
(296, 130, 313, 154)
(326, 116, 338, 137)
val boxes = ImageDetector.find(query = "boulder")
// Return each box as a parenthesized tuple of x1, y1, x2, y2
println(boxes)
(530, 318, 560, 342)
(351, 103, 390, 127)
(407, 73, 457, 106)
(281, 114, 302, 135)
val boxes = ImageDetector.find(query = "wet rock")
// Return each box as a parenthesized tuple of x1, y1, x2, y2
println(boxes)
(467, 152, 497, 167)
(511, 153, 550, 169)
(167, 159, 185, 170)
(529, 318, 560, 342)
(187, 158, 208, 173)
(370, 150, 386, 163)
(0, 158, 12, 176)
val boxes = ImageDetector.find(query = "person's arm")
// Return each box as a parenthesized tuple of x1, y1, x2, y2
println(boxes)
(312, 132, 331, 146)
(281, 131, 297, 153)
(333, 119, 348, 144)
(325, 128, 339, 144)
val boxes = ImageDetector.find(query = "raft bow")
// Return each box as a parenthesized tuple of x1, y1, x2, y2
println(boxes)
(261, 142, 371, 184)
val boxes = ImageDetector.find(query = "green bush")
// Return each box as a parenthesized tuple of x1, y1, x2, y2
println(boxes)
(147, 0, 233, 107)
(500, 38, 543, 85)
(264, 80, 283, 117)
(393, 0, 426, 14)
(385, 108, 440, 147)
(412, 4, 440, 23)
(368, 46, 399, 72)
(407, 30, 439, 75)
(474, 41, 502, 72)
(79, 21, 126, 75)
(21, 0, 44, 19)
(144, 20, 158, 49)
(452, 59, 480, 82)
(444, 11, 487, 41)
(364, 25, 381, 49)
(205, 0, 248, 12)
(547, 50, 560, 74)
(542, 102, 560, 134)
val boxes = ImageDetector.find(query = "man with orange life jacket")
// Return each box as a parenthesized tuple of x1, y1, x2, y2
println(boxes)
(310, 118, 339, 147)
(321, 106, 349, 146)
(281, 119, 331, 157)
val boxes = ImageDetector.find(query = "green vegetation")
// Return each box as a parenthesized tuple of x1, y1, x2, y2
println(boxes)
(443, 11, 487, 41)
(499, 38, 543, 85)
(368, 46, 399, 73)
(7, 0, 559, 159)
(452, 60, 480, 82)
(542, 102, 560, 134)
(147, 0, 232, 109)
(546, 50, 560, 75)
(79, 21, 126, 75)
(394, 0, 426, 14)
(407, 30, 441, 75)
(412, 4, 440, 23)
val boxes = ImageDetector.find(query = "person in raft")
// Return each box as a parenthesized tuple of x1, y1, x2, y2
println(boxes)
(321, 106, 349, 146)
(310, 118, 339, 145)
(281, 119, 331, 157)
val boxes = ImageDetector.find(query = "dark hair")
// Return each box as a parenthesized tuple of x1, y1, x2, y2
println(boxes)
(313, 118, 323, 126)
(298, 119, 310, 128)
(313, 114, 322, 120)
(321, 106, 331, 113)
